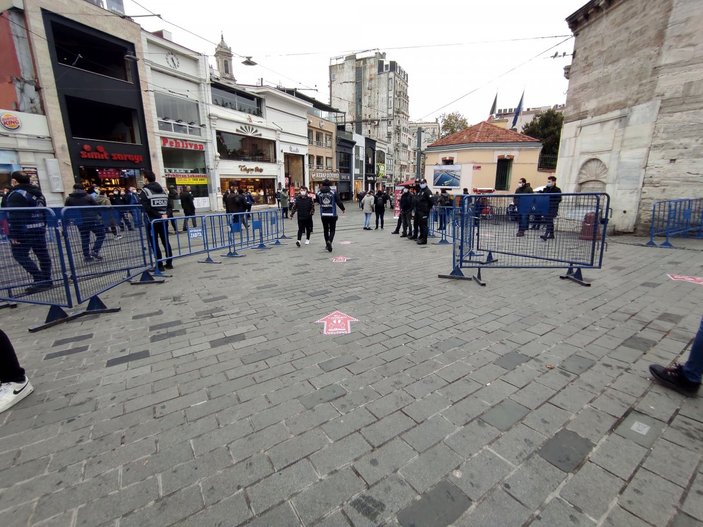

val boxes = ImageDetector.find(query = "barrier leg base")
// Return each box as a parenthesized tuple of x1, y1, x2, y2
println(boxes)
(198, 256, 221, 265)
(131, 271, 165, 285)
(29, 305, 71, 332)
(255, 243, 271, 250)
(439, 268, 486, 286)
(0, 302, 18, 309)
(83, 295, 121, 315)
(560, 267, 591, 287)
(279, 234, 291, 239)
(222, 250, 246, 258)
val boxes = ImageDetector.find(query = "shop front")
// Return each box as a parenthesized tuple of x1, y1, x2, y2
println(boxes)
(219, 164, 278, 205)
(310, 170, 340, 194)
(73, 140, 149, 192)
(161, 136, 210, 209)
(283, 146, 305, 191)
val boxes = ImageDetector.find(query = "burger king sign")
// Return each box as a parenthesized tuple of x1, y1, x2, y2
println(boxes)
(0, 112, 21, 131)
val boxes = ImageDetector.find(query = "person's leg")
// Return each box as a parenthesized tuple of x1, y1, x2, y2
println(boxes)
(328, 217, 337, 243)
(682, 316, 703, 383)
(649, 316, 702, 395)
(305, 218, 312, 240)
(12, 240, 41, 282)
(156, 222, 173, 267)
(375, 211, 380, 229)
(297, 218, 304, 245)
(322, 217, 330, 243)
(78, 225, 91, 258)
(380, 210, 384, 229)
(92, 223, 106, 256)
(146, 222, 163, 267)
(30, 232, 52, 281)
(0, 329, 26, 383)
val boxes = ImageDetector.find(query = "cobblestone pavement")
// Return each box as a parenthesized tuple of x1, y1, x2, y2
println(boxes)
(1, 206, 703, 527)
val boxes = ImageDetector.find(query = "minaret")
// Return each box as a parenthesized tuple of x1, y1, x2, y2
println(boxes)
(214, 33, 234, 81)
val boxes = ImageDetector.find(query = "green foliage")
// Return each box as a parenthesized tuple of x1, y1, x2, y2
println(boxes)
(521, 109, 564, 157)
(439, 112, 469, 138)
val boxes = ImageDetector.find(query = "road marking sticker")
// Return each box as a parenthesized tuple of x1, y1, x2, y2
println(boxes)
(331, 256, 349, 263)
(668, 274, 703, 285)
(316, 310, 358, 335)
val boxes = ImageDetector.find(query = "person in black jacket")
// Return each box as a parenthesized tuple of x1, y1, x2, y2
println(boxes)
(166, 185, 179, 233)
(374, 189, 390, 230)
(65, 183, 106, 262)
(139, 170, 173, 270)
(5, 171, 52, 292)
(290, 186, 314, 247)
(180, 186, 196, 230)
(224, 186, 248, 227)
(316, 179, 345, 252)
(398, 186, 413, 237)
(539, 175, 562, 241)
(414, 179, 434, 245)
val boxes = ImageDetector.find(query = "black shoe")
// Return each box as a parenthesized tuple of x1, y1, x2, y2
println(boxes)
(157, 265, 165, 272)
(649, 363, 700, 396)
(326, 241, 332, 252)
(375, 226, 378, 230)
(26, 282, 52, 294)
(296, 240, 301, 247)
(540, 234, 555, 240)
(164, 263, 174, 270)
(416, 240, 427, 245)
(91, 252, 103, 261)
(391, 231, 399, 235)
(400, 233, 407, 237)
(409, 236, 417, 240)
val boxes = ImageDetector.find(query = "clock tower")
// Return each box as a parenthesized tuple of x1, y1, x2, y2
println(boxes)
(214, 33, 235, 81)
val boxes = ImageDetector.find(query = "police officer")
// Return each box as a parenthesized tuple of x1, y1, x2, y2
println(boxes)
(139, 170, 173, 271)
(399, 186, 413, 237)
(415, 179, 434, 245)
(316, 179, 345, 252)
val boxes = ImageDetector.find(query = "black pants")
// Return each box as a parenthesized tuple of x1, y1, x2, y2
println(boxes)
(321, 216, 338, 243)
(78, 223, 106, 258)
(0, 329, 24, 383)
(182, 213, 197, 230)
(11, 228, 51, 283)
(167, 211, 178, 233)
(417, 213, 429, 242)
(401, 210, 412, 234)
(282, 206, 288, 219)
(297, 217, 313, 240)
(147, 220, 173, 266)
(544, 214, 556, 237)
(375, 210, 385, 228)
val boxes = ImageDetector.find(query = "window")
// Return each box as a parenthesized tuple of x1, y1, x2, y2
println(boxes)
(308, 154, 314, 167)
(308, 130, 313, 145)
(324, 134, 332, 148)
(66, 96, 139, 143)
(154, 92, 201, 136)
(224, 60, 230, 75)
(441, 157, 454, 165)
(495, 159, 512, 190)
(216, 130, 276, 162)
(315, 132, 323, 147)
(325, 157, 333, 169)
(338, 152, 351, 171)
(316, 155, 324, 169)
(211, 85, 262, 116)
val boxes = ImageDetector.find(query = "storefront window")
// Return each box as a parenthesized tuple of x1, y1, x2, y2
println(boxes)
(79, 166, 142, 192)
(67, 97, 139, 144)
(216, 131, 276, 163)
(211, 85, 262, 116)
(220, 177, 276, 205)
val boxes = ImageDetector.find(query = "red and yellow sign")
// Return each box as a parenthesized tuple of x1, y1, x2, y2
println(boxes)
(166, 173, 208, 185)
(161, 137, 205, 151)
(0, 112, 21, 131)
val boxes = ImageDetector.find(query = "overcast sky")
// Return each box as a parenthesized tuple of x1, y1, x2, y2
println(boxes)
(125, 0, 587, 125)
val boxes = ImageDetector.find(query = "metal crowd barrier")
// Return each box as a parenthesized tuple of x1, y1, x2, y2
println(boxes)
(428, 206, 460, 245)
(0, 205, 155, 331)
(440, 193, 610, 287)
(647, 198, 703, 248)
(149, 209, 284, 273)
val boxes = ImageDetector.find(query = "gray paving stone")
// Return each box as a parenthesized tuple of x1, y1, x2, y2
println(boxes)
(635, 389, 683, 422)
(560, 461, 624, 518)
(589, 434, 648, 481)
(311, 432, 372, 475)
(228, 422, 289, 462)
(292, 468, 366, 525)
(643, 439, 699, 488)
(538, 429, 594, 473)
(402, 392, 452, 423)
(682, 472, 703, 522)
(74, 477, 160, 527)
(531, 497, 596, 527)
(480, 399, 530, 432)
(559, 354, 596, 375)
(400, 443, 463, 493)
(191, 418, 254, 456)
(354, 439, 417, 486)
(549, 384, 597, 413)
(566, 406, 618, 442)
(401, 415, 455, 453)
(345, 475, 416, 526)
(200, 453, 273, 506)
(396, 480, 471, 527)
(614, 411, 666, 448)
(319, 355, 356, 372)
(299, 384, 347, 410)
(491, 424, 547, 465)
(455, 487, 530, 527)
(620, 469, 684, 527)
(366, 391, 416, 419)
(444, 419, 501, 458)
(361, 412, 415, 447)
(510, 382, 558, 409)
(121, 484, 204, 527)
(322, 406, 377, 441)
(590, 389, 637, 418)
(672, 513, 703, 527)
(267, 428, 329, 470)
(503, 454, 567, 508)
(621, 335, 657, 352)
(449, 448, 513, 501)
(172, 491, 252, 527)
(437, 377, 483, 403)
(247, 459, 319, 514)
(663, 414, 703, 455)
(441, 395, 489, 426)
(524, 402, 572, 436)
(494, 351, 531, 370)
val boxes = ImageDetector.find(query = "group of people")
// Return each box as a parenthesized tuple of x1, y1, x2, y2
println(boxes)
(513, 175, 562, 240)
(289, 179, 345, 252)
(222, 186, 255, 227)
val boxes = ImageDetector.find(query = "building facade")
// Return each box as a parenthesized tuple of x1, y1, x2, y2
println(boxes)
(408, 121, 441, 178)
(557, 0, 703, 232)
(1, 0, 158, 205)
(329, 52, 410, 182)
(425, 122, 542, 193)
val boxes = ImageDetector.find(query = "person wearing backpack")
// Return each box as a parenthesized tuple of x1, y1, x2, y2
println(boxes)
(5, 171, 52, 293)
(374, 189, 390, 230)
(139, 170, 173, 271)
(316, 179, 345, 252)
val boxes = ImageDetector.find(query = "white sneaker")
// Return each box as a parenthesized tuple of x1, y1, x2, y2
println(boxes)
(305, 239, 310, 245)
(0, 378, 34, 414)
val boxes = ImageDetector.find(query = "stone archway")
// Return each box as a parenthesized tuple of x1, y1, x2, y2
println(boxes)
(577, 158, 607, 192)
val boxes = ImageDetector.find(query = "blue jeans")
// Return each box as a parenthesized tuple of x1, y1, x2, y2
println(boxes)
(683, 316, 703, 383)
(364, 213, 371, 228)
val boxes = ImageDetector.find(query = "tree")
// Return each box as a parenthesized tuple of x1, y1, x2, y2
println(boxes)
(439, 112, 469, 138)
(521, 109, 564, 158)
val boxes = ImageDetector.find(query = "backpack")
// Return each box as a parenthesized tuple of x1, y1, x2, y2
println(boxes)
(375, 194, 385, 208)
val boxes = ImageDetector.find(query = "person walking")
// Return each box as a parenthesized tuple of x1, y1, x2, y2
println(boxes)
(415, 179, 434, 245)
(361, 190, 375, 230)
(65, 183, 106, 262)
(316, 179, 345, 252)
(224, 186, 248, 227)
(650, 316, 702, 396)
(407, 186, 420, 240)
(166, 185, 179, 233)
(93, 188, 121, 240)
(277, 183, 290, 219)
(180, 186, 196, 231)
(5, 171, 52, 293)
(437, 188, 453, 231)
(290, 186, 314, 247)
(374, 188, 390, 230)
(514, 177, 534, 237)
(139, 170, 173, 271)
(539, 175, 562, 240)
(0, 329, 34, 414)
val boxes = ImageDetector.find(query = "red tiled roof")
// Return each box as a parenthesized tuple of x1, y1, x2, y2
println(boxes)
(428, 121, 540, 147)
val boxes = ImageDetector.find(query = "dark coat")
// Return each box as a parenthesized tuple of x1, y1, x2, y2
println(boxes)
(224, 192, 247, 214)
(539, 184, 562, 214)
(291, 194, 314, 219)
(180, 191, 195, 215)
(139, 181, 169, 219)
(65, 189, 102, 221)
(399, 191, 413, 212)
(415, 187, 434, 215)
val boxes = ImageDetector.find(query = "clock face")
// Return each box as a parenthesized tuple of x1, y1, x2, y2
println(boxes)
(166, 52, 180, 69)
